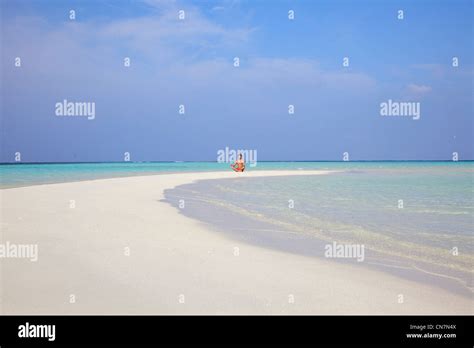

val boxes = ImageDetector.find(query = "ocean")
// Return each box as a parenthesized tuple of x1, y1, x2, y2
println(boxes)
(1, 161, 473, 295)
(1, 161, 471, 188)
(159, 161, 473, 296)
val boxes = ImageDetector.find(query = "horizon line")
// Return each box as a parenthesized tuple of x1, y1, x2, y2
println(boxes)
(1, 160, 473, 165)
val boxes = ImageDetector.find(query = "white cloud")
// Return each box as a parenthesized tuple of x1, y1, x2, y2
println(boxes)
(1, 5, 377, 120)
(211, 6, 225, 11)
(406, 83, 432, 95)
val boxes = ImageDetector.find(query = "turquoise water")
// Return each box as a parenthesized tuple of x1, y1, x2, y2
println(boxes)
(2, 161, 473, 292)
(0, 161, 471, 188)
(163, 162, 474, 291)
(0, 162, 226, 188)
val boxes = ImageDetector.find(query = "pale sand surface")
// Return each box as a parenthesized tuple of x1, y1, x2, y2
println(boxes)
(1, 170, 472, 314)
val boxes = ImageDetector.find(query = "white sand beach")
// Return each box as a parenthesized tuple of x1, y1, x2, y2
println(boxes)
(0, 170, 472, 314)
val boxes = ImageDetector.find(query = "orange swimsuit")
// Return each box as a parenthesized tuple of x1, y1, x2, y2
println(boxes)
(232, 162, 245, 172)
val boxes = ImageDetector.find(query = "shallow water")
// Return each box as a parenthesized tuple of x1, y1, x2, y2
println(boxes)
(1, 161, 471, 188)
(2, 161, 473, 294)
(163, 164, 474, 296)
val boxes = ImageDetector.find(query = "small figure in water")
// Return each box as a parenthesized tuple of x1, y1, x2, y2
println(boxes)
(231, 153, 245, 172)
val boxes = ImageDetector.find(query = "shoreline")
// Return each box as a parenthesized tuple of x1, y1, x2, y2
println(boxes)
(2, 161, 472, 190)
(1, 170, 472, 314)
(164, 179, 473, 298)
(0, 169, 228, 190)
(0, 169, 337, 190)
(163, 174, 474, 298)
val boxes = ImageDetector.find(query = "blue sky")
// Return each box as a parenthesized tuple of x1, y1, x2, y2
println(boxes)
(1, 0, 473, 162)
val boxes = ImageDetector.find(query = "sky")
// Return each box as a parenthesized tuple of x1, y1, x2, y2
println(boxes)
(1, 0, 473, 162)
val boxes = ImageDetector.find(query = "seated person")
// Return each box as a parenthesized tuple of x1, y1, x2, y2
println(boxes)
(231, 153, 245, 172)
